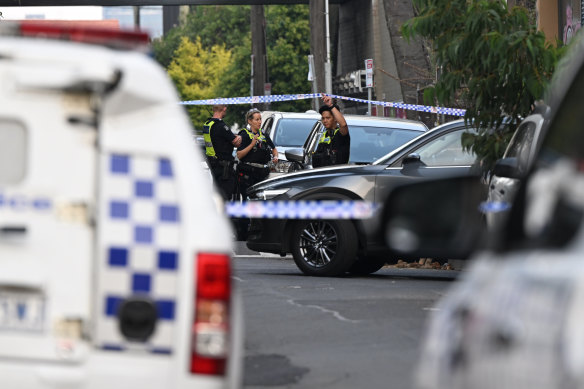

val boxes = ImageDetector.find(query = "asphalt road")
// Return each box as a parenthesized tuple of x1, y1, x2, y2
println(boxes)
(232, 247, 461, 389)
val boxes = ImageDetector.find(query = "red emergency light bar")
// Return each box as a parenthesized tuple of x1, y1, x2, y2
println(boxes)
(2, 20, 150, 50)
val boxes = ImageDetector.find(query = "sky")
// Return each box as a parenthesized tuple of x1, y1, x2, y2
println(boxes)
(0, 6, 163, 38)
(0, 6, 103, 20)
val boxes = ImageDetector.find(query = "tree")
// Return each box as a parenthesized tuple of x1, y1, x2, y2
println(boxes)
(401, 0, 564, 172)
(167, 36, 232, 130)
(153, 5, 312, 129)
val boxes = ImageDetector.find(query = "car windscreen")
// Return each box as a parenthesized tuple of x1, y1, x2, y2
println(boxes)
(350, 126, 422, 163)
(273, 118, 319, 147)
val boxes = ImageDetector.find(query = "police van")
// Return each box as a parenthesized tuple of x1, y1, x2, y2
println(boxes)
(0, 22, 242, 388)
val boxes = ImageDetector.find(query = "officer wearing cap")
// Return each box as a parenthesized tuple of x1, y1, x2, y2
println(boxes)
(312, 94, 350, 167)
(203, 104, 242, 200)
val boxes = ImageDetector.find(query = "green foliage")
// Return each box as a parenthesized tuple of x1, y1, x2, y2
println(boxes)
(152, 5, 312, 130)
(402, 0, 563, 172)
(167, 36, 232, 130)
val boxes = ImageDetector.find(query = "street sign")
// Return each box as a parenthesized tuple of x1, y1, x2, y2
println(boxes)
(365, 58, 374, 88)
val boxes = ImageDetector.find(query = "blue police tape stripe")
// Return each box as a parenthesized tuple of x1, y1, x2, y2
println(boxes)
(180, 93, 466, 117)
(478, 201, 511, 213)
(225, 200, 379, 219)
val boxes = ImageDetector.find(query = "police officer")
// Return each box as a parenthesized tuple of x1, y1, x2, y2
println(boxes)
(203, 104, 242, 200)
(236, 108, 278, 200)
(312, 95, 350, 167)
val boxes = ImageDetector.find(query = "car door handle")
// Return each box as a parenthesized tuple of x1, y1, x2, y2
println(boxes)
(0, 225, 27, 235)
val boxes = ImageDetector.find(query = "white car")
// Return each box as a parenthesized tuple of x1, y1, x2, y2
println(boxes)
(0, 21, 242, 389)
(260, 111, 321, 175)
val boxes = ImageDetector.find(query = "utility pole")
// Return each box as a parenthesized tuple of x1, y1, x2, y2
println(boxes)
(309, 0, 326, 99)
(251, 5, 267, 110)
(133, 6, 140, 29)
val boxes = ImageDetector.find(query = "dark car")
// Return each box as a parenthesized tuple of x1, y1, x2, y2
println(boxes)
(245, 119, 478, 276)
(284, 115, 429, 172)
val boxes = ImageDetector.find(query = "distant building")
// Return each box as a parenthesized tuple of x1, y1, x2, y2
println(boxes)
(0, 6, 103, 21)
(103, 6, 163, 39)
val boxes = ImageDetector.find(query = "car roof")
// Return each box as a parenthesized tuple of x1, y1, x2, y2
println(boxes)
(264, 111, 322, 120)
(341, 115, 428, 131)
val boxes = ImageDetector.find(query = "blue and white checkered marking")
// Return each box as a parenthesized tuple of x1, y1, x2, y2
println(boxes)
(96, 153, 181, 354)
(226, 200, 378, 219)
(181, 93, 466, 117)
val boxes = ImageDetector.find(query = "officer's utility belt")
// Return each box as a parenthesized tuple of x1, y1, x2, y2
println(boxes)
(238, 162, 270, 180)
(243, 162, 269, 169)
(208, 157, 234, 167)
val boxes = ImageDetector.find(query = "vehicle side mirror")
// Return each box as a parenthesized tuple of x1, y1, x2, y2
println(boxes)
(379, 175, 486, 260)
(402, 153, 422, 165)
(285, 148, 305, 163)
(493, 157, 522, 179)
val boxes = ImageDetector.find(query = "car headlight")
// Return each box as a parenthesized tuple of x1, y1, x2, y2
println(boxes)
(252, 188, 290, 200)
(273, 160, 293, 173)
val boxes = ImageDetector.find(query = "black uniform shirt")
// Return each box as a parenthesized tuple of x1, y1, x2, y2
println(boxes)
(315, 128, 351, 165)
(208, 118, 236, 161)
(237, 129, 275, 164)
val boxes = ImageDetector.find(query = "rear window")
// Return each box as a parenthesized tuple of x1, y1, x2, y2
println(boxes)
(0, 120, 27, 184)
(273, 118, 319, 147)
(350, 126, 421, 163)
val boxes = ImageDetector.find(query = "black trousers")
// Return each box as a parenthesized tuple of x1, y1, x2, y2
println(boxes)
(236, 163, 269, 200)
(209, 160, 236, 201)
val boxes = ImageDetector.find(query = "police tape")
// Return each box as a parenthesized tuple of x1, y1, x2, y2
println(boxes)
(181, 93, 466, 117)
(225, 200, 379, 219)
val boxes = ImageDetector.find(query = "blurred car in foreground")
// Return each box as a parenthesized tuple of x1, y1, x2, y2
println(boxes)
(246, 119, 478, 276)
(259, 111, 321, 175)
(284, 115, 428, 172)
(0, 21, 242, 389)
(378, 33, 584, 389)
(486, 105, 549, 230)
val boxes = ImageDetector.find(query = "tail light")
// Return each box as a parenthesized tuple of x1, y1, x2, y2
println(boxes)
(191, 252, 231, 376)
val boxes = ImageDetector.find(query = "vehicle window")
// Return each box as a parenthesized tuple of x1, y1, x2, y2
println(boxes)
(0, 120, 27, 184)
(350, 126, 421, 163)
(411, 129, 476, 166)
(504, 121, 536, 172)
(262, 117, 274, 137)
(273, 118, 318, 147)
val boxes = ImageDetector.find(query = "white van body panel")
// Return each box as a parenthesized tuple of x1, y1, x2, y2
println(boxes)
(0, 36, 241, 389)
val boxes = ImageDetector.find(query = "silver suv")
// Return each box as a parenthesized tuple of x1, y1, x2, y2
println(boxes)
(260, 111, 321, 175)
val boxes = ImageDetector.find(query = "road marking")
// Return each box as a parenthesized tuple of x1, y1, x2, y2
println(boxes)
(287, 299, 360, 323)
(423, 307, 440, 311)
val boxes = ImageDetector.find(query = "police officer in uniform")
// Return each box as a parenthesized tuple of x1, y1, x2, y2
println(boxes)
(312, 95, 350, 167)
(203, 104, 242, 200)
(236, 108, 278, 200)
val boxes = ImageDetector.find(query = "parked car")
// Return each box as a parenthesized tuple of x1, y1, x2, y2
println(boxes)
(378, 32, 584, 389)
(259, 111, 321, 175)
(0, 21, 242, 388)
(284, 115, 428, 172)
(245, 119, 478, 276)
(486, 105, 549, 230)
